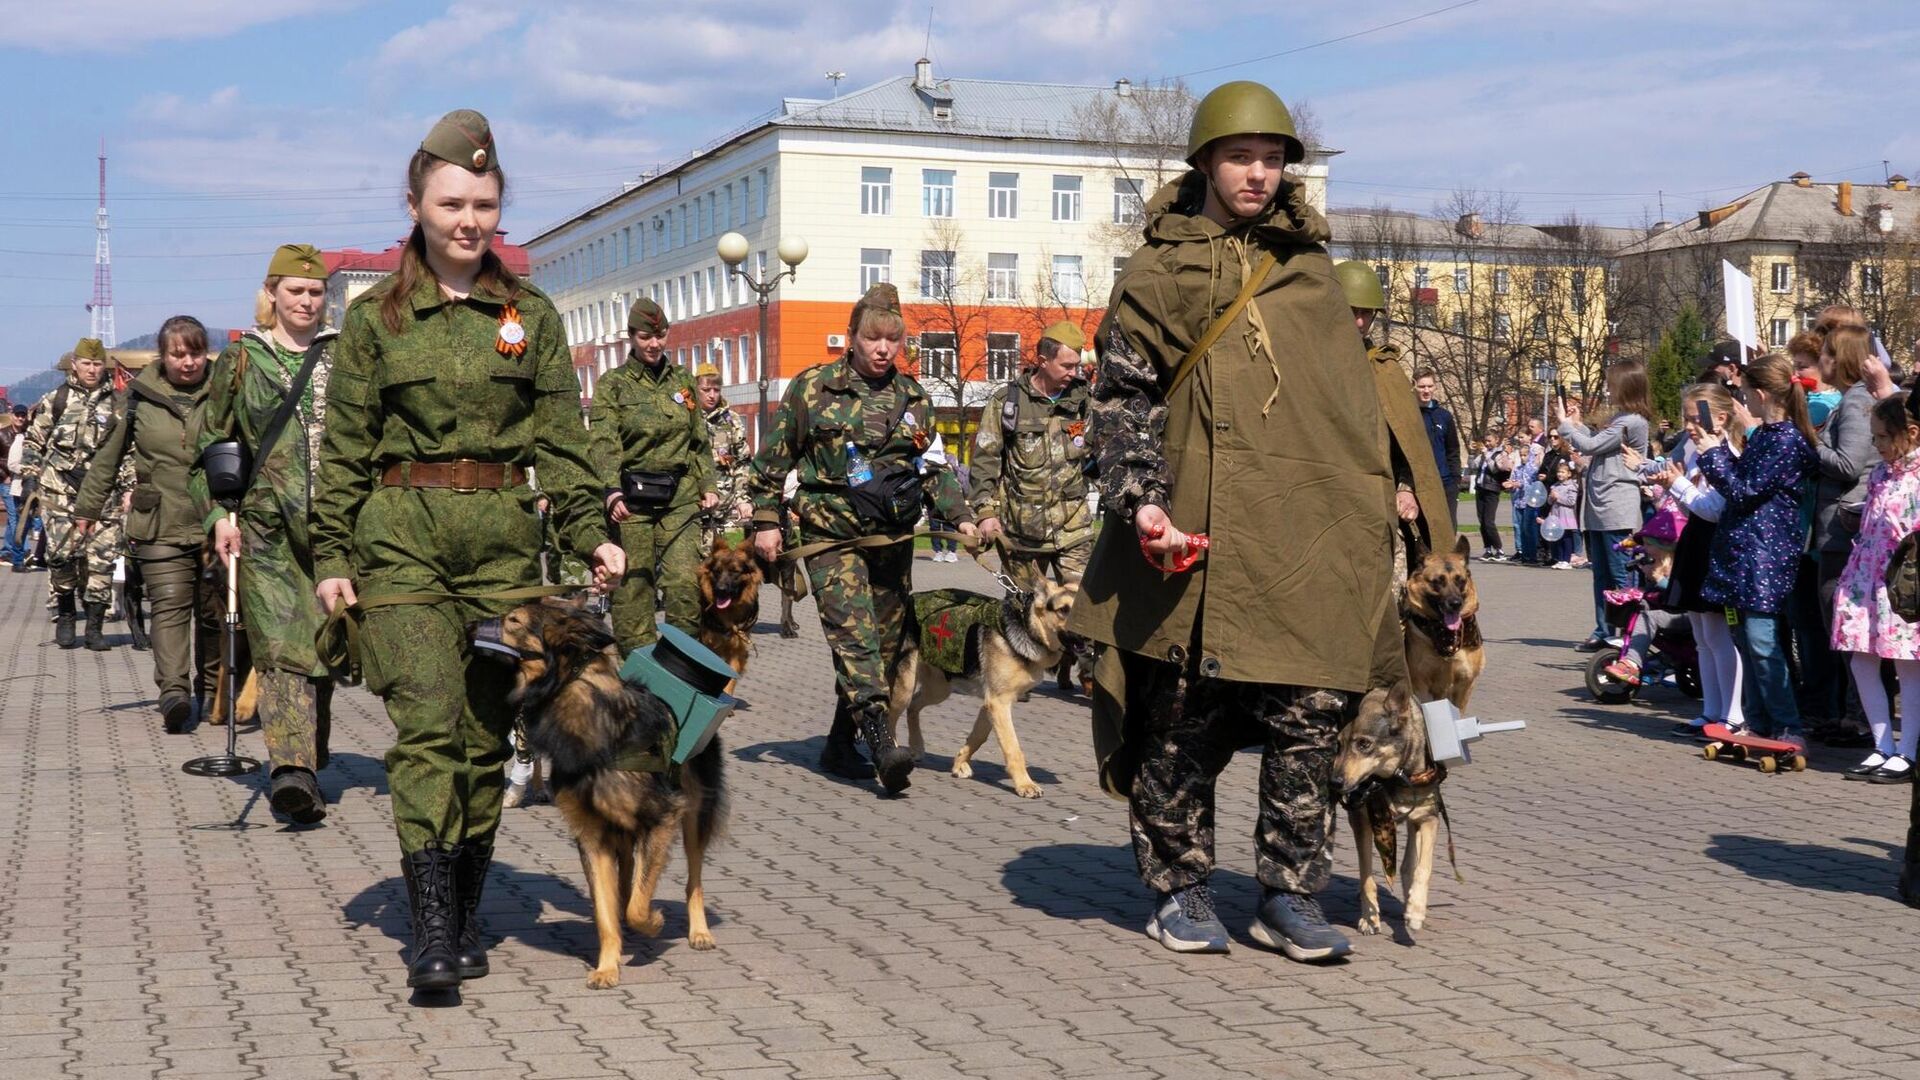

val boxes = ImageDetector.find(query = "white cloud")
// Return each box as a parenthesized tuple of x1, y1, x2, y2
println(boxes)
(1, 0, 366, 51)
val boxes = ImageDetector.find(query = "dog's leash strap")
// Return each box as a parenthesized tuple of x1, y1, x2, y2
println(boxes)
(778, 526, 992, 564)
(317, 584, 582, 686)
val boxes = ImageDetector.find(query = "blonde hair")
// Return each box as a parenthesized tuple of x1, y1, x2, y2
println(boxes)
(1682, 382, 1746, 453)
(853, 306, 906, 340)
(254, 275, 284, 330)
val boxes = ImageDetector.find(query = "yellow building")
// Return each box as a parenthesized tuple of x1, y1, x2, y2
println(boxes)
(1616, 174, 1920, 363)
(1330, 207, 1639, 437)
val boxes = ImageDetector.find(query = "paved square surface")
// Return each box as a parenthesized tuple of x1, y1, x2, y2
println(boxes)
(2, 555, 1915, 1079)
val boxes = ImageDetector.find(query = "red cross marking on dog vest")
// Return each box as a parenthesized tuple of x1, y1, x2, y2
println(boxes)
(928, 613, 955, 648)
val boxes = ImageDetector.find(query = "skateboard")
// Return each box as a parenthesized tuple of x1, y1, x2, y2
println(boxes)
(1700, 723, 1806, 774)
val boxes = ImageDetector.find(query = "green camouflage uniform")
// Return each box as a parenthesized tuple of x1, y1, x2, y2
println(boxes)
(589, 355, 713, 654)
(22, 376, 131, 606)
(701, 403, 752, 550)
(188, 331, 338, 773)
(968, 372, 1094, 591)
(312, 275, 609, 855)
(749, 358, 969, 721)
(76, 362, 220, 706)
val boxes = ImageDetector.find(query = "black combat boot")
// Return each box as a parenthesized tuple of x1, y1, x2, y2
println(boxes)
(54, 592, 78, 649)
(83, 602, 110, 651)
(856, 704, 914, 794)
(451, 840, 494, 979)
(819, 700, 875, 780)
(400, 842, 462, 990)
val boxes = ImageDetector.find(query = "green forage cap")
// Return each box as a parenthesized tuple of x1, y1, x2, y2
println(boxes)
(627, 297, 670, 335)
(848, 282, 902, 337)
(72, 338, 107, 362)
(267, 243, 328, 281)
(421, 109, 500, 174)
(1040, 321, 1085, 351)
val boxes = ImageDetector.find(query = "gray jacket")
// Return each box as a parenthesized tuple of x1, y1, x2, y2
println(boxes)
(1812, 382, 1875, 555)
(1559, 413, 1650, 532)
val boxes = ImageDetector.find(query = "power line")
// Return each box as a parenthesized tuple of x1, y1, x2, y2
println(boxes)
(1171, 0, 1488, 79)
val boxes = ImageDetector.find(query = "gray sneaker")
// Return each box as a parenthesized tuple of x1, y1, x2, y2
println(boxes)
(1146, 883, 1230, 953)
(1250, 890, 1351, 962)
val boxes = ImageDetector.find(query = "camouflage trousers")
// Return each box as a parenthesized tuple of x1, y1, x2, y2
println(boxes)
(806, 538, 915, 720)
(1120, 650, 1349, 895)
(45, 504, 123, 605)
(999, 537, 1091, 593)
(258, 670, 333, 774)
(611, 500, 702, 655)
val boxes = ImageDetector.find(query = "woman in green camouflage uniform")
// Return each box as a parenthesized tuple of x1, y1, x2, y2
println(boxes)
(312, 111, 622, 992)
(749, 283, 975, 794)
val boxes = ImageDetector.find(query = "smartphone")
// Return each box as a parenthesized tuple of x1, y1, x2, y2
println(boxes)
(1555, 381, 1568, 405)
(1695, 399, 1715, 434)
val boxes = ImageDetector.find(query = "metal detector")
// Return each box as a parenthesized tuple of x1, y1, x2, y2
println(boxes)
(183, 512, 260, 778)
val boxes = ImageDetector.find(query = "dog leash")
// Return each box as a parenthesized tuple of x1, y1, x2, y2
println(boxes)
(316, 584, 581, 686)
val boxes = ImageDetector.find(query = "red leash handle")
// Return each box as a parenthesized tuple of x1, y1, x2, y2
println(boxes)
(1139, 524, 1210, 573)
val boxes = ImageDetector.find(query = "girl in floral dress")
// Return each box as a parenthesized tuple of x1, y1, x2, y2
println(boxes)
(1831, 393, 1920, 783)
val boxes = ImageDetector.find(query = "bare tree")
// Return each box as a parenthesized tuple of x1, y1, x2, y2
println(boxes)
(1070, 78, 1197, 258)
(910, 217, 997, 452)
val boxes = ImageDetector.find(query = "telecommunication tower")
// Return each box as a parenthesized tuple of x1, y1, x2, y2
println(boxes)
(87, 140, 115, 347)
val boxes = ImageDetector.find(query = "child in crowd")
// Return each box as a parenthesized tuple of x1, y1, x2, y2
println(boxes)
(1830, 393, 1920, 783)
(1542, 460, 1580, 568)
(1696, 355, 1819, 751)
(1504, 434, 1544, 565)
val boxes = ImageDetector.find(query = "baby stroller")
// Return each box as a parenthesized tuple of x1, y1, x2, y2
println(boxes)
(1586, 507, 1701, 704)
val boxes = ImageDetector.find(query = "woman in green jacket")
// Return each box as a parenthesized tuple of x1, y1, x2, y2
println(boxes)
(312, 111, 623, 992)
(75, 315, 220, 733)
(189, 245, 338, 824)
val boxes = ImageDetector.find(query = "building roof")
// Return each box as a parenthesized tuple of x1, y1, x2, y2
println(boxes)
(1327, 207, 1643, 255)
(322, 238, 530, 276)
(1620, 177, 1920, 255)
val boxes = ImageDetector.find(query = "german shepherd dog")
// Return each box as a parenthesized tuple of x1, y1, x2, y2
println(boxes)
(697, 536, 762, 690)
(489, 600, 728, 989)
(1330, 536, 1483, 939)
(887, 579, 1077, 798)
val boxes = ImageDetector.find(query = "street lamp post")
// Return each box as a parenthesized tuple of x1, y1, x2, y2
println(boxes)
(717, 231, 808, 443)
(1533, 358, 1556, 435)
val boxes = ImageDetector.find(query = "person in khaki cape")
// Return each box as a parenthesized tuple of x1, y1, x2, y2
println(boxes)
(189, 245, 340, 824)
(1071, 81, 1398, 960)
(75, 316, 221, 734)
(590, 298, 717, 653)
(312, 111, 624, 992)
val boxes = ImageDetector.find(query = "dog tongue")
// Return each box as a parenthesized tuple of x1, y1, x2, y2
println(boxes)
(1444, 613, 1463, 632)
(715, 597, 733, 610)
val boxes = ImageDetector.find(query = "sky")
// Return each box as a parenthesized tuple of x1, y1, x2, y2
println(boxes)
(0, 0, 1915, 386)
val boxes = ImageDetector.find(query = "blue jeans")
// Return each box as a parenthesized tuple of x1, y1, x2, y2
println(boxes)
(0, 490, 22, 565)
(1584, 528, 1632, 641)
(1730, 610, 1801, 737)
(1512, 501, 1540, 563)
(929, 519, 956, 554)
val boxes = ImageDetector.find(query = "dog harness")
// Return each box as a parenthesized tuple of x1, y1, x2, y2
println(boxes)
(913, 589, 1013, 679)
(1404, 611, 1482, 658)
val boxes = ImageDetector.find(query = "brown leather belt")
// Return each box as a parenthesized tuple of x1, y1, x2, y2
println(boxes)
(380, 460, 527, 492)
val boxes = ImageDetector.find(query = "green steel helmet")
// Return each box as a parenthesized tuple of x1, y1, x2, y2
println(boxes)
(1334, 261, 1387, 312)
(1186, 81, 1305, 166)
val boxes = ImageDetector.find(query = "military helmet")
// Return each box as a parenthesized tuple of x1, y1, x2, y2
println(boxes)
(1186, 81, 1304, 166)
(1333, 261, 1387, 312)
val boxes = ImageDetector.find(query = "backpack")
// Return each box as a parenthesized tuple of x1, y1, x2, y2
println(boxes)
(1887, 531, 1920, 624)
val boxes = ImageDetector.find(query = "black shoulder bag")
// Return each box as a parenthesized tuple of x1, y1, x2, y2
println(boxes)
(201, 339, 327, 503)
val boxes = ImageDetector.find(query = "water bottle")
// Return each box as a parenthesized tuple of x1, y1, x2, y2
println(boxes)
(845, 442, 872, 487)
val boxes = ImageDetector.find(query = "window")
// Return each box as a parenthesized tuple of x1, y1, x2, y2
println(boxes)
(1451, 311, 1467, 333)
(1771, 262, 1793, 293)
(860, 248, 891, 292)
(1415, 304, 1437, 329)
(1493, 312, 1512, 340)
(987, 333, 1021, 381)
(987, 253, 1019, 301)
(922, 169, 954, 217)
(1051, 255, 1086, 305)
(740, 334, 756, 384)
(1113, 177, 1145, 225)
(757, 168, 770, 217)
(1453, 267, 1469, 294)
(1571, 271, 1587, 314)
(1373, 265, 1389, 289)
(1114, 255, 1128, 282)
(860, 166, 892, 215)
(1863, 265, 1884, 295)
(707, 192, 718, 237)
(920, 250, 956, 299)
(1493, 269, 1511, 295)
(1051, 175, 1082, 222)
(1769, 318, 1791, 347)
(707, 267, 720, 313)
(1414, 266, 1431, 290)
(1530, 312, 1548, 338)
(722, 184, 733, 231)
(1911, 268, 1920, 297)
(988, 172, 1019, 219)
(920, 331, 958, 379)
(1532, 270, 1551, 296)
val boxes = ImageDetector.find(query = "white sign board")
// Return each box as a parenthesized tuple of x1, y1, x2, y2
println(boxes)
(1722, 260, 1757, 357)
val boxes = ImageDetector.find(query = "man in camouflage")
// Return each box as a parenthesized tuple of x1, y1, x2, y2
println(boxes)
(695, 363, 753, 550)
(21, 338, 133, 650)
(591, 298, 717, 654)
(750, 283, 974, 793)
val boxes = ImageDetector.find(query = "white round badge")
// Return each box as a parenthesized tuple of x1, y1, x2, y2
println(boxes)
(498, 321, 526, 346)
(673, 391, 685, 404)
